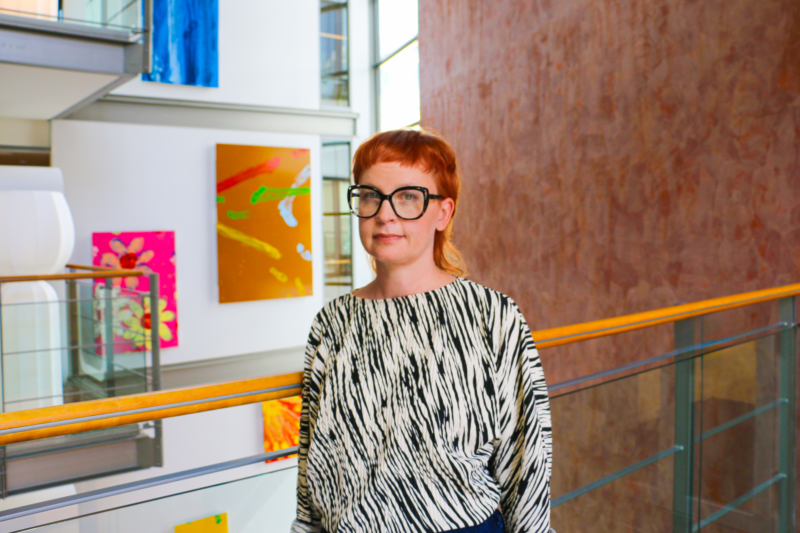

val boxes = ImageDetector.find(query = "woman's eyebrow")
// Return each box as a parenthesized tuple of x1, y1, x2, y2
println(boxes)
(359, 184, 385, 193)
(360, 184, 422, 192)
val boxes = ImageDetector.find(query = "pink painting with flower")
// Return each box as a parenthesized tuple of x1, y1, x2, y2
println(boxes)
(92, 231, 179, 350)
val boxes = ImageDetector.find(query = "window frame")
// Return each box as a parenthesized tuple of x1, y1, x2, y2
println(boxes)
(321, 141, 354, 302)
(372, 0, 420, 132)
(321, 0, 351, 109)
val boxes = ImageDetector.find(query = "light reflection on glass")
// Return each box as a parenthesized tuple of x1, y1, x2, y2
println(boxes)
(377, 0, 418, 61)
(379, 40, 420, 131)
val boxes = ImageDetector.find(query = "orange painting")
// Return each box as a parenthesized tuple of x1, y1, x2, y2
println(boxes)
(262, 396, 302, 463)
(216, 144, 313, 303)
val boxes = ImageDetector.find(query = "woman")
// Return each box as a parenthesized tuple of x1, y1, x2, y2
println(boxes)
(291, 129, 552, 533)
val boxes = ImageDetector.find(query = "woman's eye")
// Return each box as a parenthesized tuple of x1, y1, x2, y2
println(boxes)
(365, 192, 380, 199)
(401, 193, 416, 201)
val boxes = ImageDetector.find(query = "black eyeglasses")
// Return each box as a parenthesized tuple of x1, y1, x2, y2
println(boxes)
(347, 185, 445, 220)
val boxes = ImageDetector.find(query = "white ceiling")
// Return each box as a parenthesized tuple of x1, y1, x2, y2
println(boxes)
(0, 63, 119, 120)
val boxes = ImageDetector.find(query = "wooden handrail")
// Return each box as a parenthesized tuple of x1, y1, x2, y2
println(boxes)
(0, 263, 142, 284)
(65, 263, 120, 272)
(0, 373, 303, 445)
(533, 282, 800, 349)
(0, 283, 797, 445)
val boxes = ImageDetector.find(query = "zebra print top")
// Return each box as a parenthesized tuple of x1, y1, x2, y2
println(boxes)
(291, 277, 552, 533)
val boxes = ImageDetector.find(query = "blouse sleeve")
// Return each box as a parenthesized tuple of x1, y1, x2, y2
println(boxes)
(489, 299, 553, 533)
(291, 315, 326, 533)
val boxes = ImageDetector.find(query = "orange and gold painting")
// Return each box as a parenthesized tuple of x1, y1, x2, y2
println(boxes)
(216, 144, 313, 303)
(262, 396, 302, 463)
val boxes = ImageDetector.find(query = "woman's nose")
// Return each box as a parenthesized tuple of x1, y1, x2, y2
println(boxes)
(375, 198, 397, 222)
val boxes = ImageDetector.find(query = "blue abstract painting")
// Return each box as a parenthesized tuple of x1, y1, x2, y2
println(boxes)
(142, 0, 219, 87)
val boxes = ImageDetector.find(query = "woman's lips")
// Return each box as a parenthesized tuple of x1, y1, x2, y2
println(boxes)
(373, 233, 403, 243)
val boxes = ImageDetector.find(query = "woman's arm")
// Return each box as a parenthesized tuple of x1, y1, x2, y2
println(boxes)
(489, 298, 553, 533)
(291, 317, 325, 533)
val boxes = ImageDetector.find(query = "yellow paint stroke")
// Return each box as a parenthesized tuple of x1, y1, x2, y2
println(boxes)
(217, 222, 281, 260)
(269, 267, 288, 282)
(295, 277, 305, 296)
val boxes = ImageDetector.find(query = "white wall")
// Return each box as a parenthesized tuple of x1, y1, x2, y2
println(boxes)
(111, 0, 320, 110)
(51, 120, 323, 366)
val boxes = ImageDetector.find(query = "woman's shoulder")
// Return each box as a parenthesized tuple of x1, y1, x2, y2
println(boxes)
(310, 293, 353, 331)
(453, 277, 522, 314)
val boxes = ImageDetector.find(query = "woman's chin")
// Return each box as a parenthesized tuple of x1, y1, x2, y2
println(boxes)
(371, 249, 415, 267)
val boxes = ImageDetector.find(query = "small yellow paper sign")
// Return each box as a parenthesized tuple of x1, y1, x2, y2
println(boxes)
(174, 513, 228, 533)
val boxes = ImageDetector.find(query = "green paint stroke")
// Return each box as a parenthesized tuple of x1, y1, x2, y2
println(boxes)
(216, 195, 225, 203)
(251, 186, 310, 204)
(215, 515, 222, 524)
(227, 210, 251, 220)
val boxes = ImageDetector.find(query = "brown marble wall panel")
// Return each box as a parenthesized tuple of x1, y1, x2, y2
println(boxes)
(419, 0, 800, 526)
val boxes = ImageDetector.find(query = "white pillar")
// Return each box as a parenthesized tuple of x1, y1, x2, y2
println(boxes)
(0, 167, 75, 412)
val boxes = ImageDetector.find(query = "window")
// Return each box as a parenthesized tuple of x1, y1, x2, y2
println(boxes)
(374, 0, 419, 131)
(321, 0, 349, 107)
(321, 142, 353, 303)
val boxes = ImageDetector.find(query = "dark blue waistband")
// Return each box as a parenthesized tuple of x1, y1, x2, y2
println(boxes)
(321, 510, 504, 533)
(442, 510, 504, 533)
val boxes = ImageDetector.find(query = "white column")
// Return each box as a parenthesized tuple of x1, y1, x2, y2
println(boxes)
(0, 169, 75, 412)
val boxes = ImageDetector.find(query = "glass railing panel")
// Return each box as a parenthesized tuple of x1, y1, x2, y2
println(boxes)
(696, 335, 781, 423)
(692, 332, 784, 532)
(541, 321, 677, 395)
(0, 0, 144, 33)
(551, 457, 674, 532)
(693, 479, 780, 533)
(3, 462, 298, 533)
(693, 408, 780, 532)
(550, 361, 681, 524)
(696, 299, 782, 348)
(551, 296, 795, 532)
(3, 422, 159, 497)
(694, 302, 785, 432)
(70, 280, 151, 400)
(0, 279, 153, 412)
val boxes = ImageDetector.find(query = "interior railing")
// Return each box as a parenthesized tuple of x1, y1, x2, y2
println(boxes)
(0, 283, 795, 532)
(0, 264, 164, 499)
(0, 0, 149, 34)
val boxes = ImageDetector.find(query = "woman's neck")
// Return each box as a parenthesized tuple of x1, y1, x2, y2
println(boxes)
(354, 258, 456, 300)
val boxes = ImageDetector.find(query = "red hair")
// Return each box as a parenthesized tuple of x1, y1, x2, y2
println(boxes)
(352, 128, 467, 277)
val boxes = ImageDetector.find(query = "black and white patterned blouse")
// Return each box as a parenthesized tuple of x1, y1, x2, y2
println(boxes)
(291, 277, 552, 533)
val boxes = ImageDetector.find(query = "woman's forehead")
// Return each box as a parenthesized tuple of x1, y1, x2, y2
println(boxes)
(359, 161, 437, 190)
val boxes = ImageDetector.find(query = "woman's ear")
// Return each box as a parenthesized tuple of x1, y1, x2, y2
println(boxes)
(436, 198, 455, 232)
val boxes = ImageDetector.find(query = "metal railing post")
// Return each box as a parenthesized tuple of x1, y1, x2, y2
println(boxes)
(143, 0, 153, 74)
(778, 296, 797, 533)
(103, 278, 115, 395)
(673, 318, 697, 533)
(148, 273, 163, 466)
(66, 269, 80, 388)
(148, 273, 161, 391)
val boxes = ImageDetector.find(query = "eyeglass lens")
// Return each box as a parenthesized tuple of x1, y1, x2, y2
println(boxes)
(350, 188, 426, 219)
